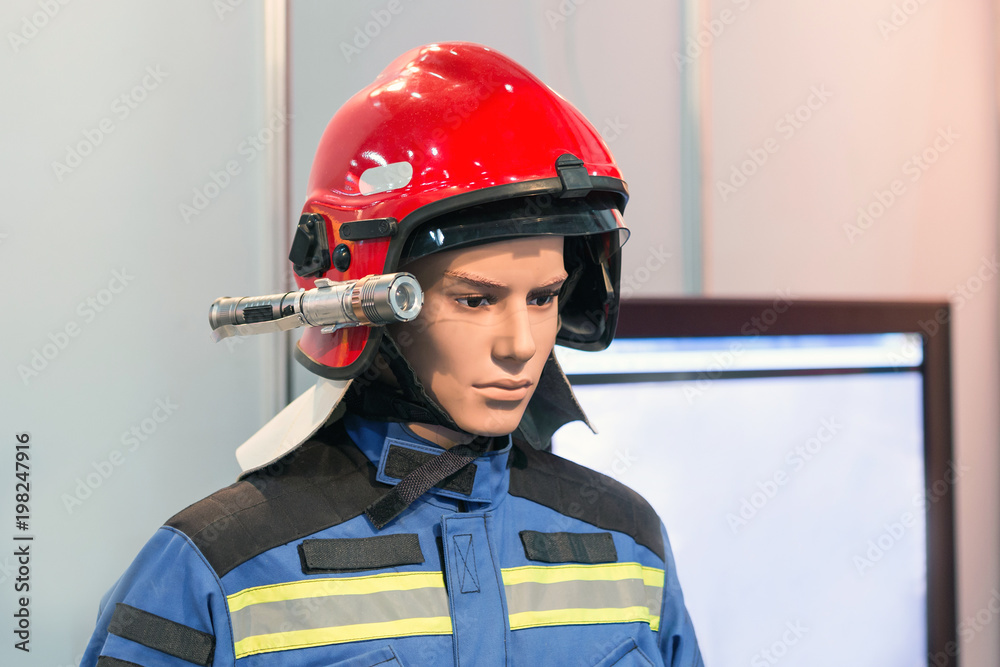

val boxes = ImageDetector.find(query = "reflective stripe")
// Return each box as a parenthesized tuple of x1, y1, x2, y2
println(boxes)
(228, 571, 445, 612)
(502, 563, 663, 586)
(501, 563, 663, 632)
(235, 617, 452, 657)
(508, 605, 656, 630)
(232, 588, 450, 642)
(228, 564, 664, 656)
(645, 579, 664, 631)
(228, 572, 451, 658)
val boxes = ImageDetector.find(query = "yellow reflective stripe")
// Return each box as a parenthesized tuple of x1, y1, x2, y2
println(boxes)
(641, 568, 663, 587)
(501, 562, 664, 586)
(509, 605, 657, 631)
(227, 564, 666, 656)
(501, 563, 664, 632)
(227, 571, 446, 613)
(233, 616, 452, 659)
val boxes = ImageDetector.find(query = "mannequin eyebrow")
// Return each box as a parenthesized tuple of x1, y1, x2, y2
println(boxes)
(443, 270, 568, 290)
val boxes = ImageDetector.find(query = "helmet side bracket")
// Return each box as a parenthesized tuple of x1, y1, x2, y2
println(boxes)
(289, 213, 332, 278)
(555, 153, 596, 199)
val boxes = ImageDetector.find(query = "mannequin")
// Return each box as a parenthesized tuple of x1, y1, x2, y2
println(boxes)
(82, 42, 703, 666)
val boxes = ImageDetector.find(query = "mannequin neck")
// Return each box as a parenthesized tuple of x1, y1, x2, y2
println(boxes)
(406, 422, 475, 449)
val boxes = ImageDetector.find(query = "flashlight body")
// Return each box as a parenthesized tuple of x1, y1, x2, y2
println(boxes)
(209, 273, 422, 341)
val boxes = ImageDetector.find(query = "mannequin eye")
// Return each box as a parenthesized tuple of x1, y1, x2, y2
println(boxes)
(456, 295, 495, 308)
(528, 291, 560, 307)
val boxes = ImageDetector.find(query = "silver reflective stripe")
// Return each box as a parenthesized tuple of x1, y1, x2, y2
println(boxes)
(505, 578, 659, 617)
(231, 588, 450, 644)
(645, 583, 663, 620)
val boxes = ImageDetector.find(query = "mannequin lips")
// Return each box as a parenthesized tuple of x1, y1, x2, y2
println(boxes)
(474, 379, 532, 401)
(477, 379, 532, 389)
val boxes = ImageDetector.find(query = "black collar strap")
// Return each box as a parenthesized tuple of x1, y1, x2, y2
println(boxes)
(364, 444, 479, 529)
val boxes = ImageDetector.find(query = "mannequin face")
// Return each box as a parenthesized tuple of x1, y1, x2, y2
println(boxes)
(390, 236, 566, 445)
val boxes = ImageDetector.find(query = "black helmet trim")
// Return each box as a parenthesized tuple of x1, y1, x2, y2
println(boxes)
(400, 196, 629, 262)
(557, 232, 622, 351)
(392, 172, 626, 258)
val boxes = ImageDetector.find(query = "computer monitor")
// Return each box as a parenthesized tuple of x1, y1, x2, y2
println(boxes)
(552, 298, 955, 667)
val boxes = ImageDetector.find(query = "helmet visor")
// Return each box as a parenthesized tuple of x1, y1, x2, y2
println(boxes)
(401, 194, 629, 263)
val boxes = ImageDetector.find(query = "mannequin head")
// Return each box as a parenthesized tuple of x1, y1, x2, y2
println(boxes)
(389, 236, 566, 447)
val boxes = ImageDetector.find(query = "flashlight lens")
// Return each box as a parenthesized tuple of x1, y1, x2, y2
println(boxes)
(394, 284, 411, 311)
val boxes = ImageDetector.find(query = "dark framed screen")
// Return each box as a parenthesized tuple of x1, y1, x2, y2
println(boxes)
(551, 298, 955, 666)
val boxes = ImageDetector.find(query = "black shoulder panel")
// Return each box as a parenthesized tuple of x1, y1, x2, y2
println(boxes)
(508, 443, 665, 561)
(166, 421, 385, 577)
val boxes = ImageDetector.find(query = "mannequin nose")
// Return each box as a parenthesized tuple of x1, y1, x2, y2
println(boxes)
(493, 307, 536, 362)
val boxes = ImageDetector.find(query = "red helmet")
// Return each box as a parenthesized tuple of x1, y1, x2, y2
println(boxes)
(290, 42, 629, 380)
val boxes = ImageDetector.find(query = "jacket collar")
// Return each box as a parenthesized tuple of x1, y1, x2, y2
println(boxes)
(343, 413, 511, 508)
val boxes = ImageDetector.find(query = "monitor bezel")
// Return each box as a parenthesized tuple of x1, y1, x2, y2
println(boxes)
(606, 297, 956, 664)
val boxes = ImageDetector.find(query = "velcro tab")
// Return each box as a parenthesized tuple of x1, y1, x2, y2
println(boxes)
(299, 534, 425, 573)
(384, 444, 476, 495)
(107, 603, 215, 666)
(519, 530, 618, 564)
(97, 658, 144, 667)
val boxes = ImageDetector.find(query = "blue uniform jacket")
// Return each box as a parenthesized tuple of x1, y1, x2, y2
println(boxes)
(84, 414, 703, 666)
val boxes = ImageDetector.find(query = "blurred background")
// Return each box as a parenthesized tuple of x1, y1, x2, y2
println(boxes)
(1, 0, 996, 664)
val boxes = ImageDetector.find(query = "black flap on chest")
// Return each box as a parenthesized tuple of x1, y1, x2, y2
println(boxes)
(299, 534, 425, 574)
(519, 530, 618, 564)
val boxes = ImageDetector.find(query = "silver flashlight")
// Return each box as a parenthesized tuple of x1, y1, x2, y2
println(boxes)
(209, 273, 423, 341)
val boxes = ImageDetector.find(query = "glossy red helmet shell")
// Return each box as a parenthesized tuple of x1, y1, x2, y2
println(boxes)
(292, 42, 629, 380)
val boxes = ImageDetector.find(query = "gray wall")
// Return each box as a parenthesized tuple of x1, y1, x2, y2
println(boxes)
(2, 1, 281, 662)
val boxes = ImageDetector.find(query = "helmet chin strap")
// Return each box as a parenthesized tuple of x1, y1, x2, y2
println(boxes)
(344, 330, 467, 436)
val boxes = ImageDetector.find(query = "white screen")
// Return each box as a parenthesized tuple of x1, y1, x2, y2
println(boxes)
(553, 335, 927, 666)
